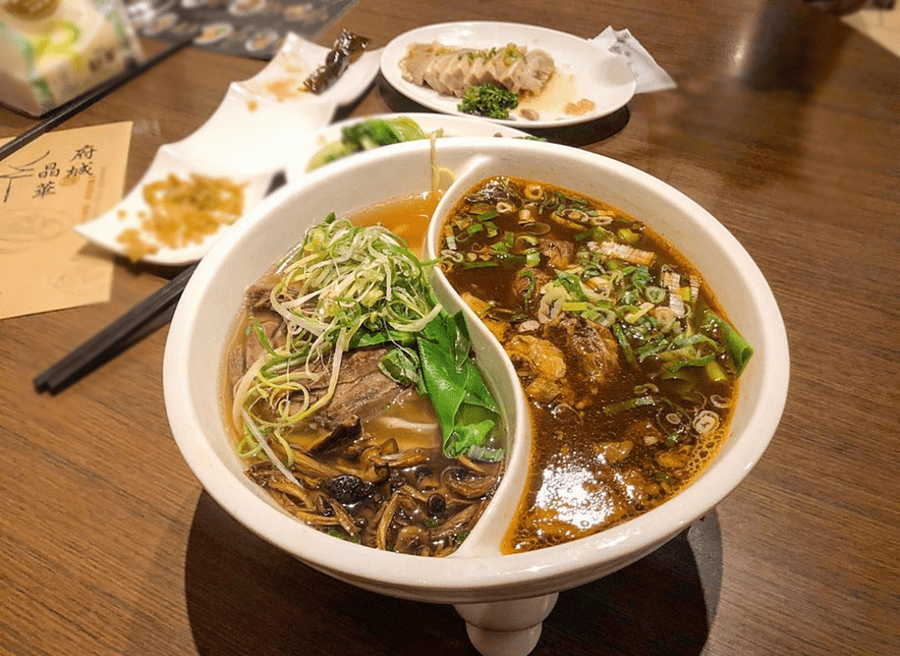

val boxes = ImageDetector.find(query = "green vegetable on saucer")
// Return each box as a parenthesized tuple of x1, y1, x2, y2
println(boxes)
(306, 116, 429, 171)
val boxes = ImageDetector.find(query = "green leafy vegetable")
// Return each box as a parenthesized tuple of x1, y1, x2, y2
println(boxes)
(458, 83, 519, 120)
(341, 116, 427, 149)
(415, 311, 503, 461)
(378, 346, 420, 387)
(306, 116, 429, 171)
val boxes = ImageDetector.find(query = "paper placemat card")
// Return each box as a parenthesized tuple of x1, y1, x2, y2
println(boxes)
(0, 121, 132, 319)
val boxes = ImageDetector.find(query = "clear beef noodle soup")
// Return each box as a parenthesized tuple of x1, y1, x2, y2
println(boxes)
(437, 177, 753, 553)
(224, 196, 505, 557)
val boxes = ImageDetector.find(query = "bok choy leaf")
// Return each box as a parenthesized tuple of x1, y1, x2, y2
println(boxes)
(415, 311, 502, 461)
(306, 116, 429, 171)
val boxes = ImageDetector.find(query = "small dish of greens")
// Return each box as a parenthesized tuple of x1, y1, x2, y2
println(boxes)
(285, 112, 530, 183)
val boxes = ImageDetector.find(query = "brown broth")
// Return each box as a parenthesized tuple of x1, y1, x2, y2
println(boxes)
(347, 191, 437, 256)
(222, 193, 502, 556)
(438, 177, 741, 553)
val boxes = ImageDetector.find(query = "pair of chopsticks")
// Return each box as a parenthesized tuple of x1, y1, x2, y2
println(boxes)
(33, 263, 197, 394)
(27, 33, 201, 395)
(1, 32, 197, 163)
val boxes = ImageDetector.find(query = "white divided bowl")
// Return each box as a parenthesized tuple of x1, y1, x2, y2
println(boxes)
(163, 138, 789, 656)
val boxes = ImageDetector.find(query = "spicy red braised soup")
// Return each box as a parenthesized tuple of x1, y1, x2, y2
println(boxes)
(437, 176, 752, 553)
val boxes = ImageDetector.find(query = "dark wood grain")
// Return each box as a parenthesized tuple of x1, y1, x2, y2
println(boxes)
(1, 1, 898, 654)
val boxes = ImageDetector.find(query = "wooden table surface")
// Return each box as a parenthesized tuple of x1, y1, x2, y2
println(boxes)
(2, 1, 898, 654)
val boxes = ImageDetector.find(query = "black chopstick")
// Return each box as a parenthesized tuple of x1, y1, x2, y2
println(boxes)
(0, 32, 198, 163)
(34, 262, 198, 394)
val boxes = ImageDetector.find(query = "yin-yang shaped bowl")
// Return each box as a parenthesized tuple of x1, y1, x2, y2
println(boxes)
(163, 137, 789, 655)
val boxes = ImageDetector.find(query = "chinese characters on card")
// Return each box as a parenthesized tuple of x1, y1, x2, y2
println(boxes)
(0, 122, 132, 319)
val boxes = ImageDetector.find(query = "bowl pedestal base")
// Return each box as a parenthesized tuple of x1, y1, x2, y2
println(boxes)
(454, 592, 559, 656)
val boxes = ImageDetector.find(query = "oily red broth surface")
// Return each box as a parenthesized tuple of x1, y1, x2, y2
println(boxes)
(438, 177, 741, 553)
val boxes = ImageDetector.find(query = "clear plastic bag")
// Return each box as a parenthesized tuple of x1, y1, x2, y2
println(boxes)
(0, 0, 144, 116)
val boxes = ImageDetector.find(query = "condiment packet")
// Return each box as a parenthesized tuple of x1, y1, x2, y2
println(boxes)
(592, 27, 677, 93)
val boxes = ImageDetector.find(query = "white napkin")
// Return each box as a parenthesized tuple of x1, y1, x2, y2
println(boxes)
(592, 27, 677, 93)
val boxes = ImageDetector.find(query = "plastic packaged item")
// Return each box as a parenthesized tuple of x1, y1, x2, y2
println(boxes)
(0, 0, 144, 117)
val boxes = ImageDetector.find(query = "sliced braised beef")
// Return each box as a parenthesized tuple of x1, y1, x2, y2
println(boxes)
(310, 348, 408, 430)
(244, 283, 273, 308)
(309, 415, 364, 456)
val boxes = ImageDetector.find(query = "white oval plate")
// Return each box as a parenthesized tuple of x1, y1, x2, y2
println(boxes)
(76, 32, 382, 266)
(285, 112, 531, 183)
(380, 21, 636, 128)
